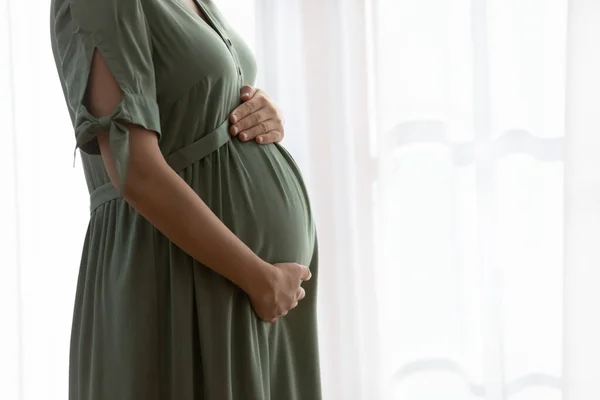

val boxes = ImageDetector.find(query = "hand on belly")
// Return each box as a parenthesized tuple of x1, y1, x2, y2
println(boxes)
(246, 261, 312, 323)
(229, 85, 285, 145)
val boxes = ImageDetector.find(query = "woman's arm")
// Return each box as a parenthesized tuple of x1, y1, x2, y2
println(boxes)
(87, 50, 309, 322)
(101, 126, 271, 295)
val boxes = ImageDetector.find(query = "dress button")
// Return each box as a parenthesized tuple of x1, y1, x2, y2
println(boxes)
(226, 38, 232, 46)
(237, 66, 242, 76)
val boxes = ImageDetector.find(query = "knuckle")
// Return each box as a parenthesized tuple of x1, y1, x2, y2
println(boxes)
(243, 118, 253, 130)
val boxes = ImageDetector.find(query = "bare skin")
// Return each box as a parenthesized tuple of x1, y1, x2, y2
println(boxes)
(230, 87, 285, 144)
(182, 0, 204, 19)
(86, 49, 308, 323)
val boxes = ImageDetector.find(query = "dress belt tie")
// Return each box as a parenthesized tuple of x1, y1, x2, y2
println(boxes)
(89, 119, 231, 213)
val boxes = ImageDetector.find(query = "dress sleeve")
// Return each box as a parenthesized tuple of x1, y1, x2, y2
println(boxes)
(59, 0, 161, 188)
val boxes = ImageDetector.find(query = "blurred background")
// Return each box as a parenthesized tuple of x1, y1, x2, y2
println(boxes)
(2, 0, 600, 399)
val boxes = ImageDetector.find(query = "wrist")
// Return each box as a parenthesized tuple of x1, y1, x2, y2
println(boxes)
(239, 258, 276, 297)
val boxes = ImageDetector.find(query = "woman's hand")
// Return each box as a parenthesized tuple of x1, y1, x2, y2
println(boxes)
(229, 86, 284, 144)
(248, 262, 311, 323)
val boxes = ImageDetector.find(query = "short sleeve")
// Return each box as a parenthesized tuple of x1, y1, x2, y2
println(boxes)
(58, 0, 161, 188)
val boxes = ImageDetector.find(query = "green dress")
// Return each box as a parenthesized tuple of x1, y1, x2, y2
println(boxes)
(49, 0, 321, 398)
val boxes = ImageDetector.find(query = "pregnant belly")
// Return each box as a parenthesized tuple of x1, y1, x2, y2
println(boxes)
(191, 139, 316, 267)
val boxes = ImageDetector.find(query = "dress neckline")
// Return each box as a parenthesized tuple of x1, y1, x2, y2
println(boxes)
(188, 0, 221, 39)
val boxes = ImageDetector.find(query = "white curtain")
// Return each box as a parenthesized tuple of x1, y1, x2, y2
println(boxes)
(1, 1, 90, 399)
(2, 0, 600, 399)
(564, 1, 600, 399)
(254, 0, 600, 399)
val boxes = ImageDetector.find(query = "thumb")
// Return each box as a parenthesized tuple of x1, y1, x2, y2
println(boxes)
(240, 85, 258, 101)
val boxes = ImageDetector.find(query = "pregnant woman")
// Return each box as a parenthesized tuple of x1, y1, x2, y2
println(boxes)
(49, 0, 321, 399)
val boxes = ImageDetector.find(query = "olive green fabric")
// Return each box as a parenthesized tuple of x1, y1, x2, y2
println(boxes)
(49, 0, 321, 398)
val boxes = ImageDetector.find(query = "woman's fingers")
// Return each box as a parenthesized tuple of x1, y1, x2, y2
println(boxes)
(297, 287, 306, 301)
(255, 131, 283, 144)
(299, 266, 312, 281)
(231, 106, 279, 138)
(229, 87, 285, 143)
(237, 119, 281, 142)
(263, 285, 305, 322)
(250, 262, 311, 323)
(229, 95, 267, 126)
(230, 107, 266, 136)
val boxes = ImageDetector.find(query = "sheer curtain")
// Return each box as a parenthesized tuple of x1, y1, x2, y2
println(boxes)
(255, 0, 600, 399)
(2, 0, 600, 399)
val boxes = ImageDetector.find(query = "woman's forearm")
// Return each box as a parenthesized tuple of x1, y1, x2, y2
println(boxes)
(98, 125, 272, 295)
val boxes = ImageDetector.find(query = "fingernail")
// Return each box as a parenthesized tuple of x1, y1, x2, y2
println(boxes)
(231, 114, 237, 123)
(231, 126, 238, 135)
(240, 133, 247, 141)
(257, 136, 263, 143)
